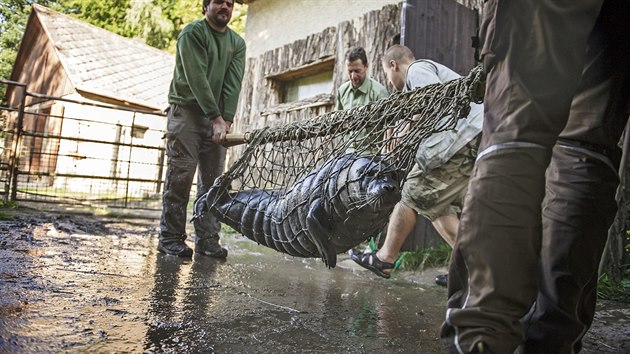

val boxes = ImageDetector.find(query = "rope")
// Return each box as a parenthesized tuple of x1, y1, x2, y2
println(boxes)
(215, 65, 484, 196)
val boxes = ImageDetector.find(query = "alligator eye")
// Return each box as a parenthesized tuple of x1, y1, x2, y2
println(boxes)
(365, 169, 376, 178)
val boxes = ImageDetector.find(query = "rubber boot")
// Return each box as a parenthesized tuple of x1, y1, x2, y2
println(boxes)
(158, 236, 193, 257)
(195, 234, 228, 258)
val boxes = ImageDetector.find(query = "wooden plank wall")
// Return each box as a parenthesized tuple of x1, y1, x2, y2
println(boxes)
(229, 3, 401, 165)
(402, 0, 479, 75)
(9, 14, 74, 108)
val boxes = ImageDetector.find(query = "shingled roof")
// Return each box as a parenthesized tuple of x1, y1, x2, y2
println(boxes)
(32, 4, 174, 109)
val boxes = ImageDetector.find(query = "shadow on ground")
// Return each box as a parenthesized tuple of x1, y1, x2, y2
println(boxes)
(0, 207, 628, 353)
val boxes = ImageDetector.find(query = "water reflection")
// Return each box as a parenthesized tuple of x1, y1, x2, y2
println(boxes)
(144, 254, 224, 352)
(139, 240, 447, 352)
(352, 301, 379, 337)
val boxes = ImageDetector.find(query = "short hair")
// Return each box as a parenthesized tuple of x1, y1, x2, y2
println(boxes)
(382, 45, 415, 65)
(345, 47, 368, 65)
(202, 0, 211, 14)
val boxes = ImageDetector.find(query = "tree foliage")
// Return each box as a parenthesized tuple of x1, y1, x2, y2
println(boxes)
(0, 0, 247, 80)
(60, 0, 136, 36)
(0, 0, 58, 80)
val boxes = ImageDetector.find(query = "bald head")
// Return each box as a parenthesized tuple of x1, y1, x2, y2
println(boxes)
(381, 45, 416, 91)
(382, 45, 415, 66)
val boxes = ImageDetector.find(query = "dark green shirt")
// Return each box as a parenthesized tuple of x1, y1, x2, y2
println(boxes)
(168, 19, 246, 122)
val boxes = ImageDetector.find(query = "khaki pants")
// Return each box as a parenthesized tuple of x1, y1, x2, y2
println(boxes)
(441, 1, 630, 353)
(159, 104, 226, 242)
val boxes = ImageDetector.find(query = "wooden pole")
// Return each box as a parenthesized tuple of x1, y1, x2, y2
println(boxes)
(223, 133, 247, 147)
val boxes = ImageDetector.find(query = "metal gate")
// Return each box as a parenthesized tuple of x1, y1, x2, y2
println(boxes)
(1, 80, 168, 212)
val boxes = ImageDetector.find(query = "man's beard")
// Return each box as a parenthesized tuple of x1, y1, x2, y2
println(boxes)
(211, 13, 230, 28)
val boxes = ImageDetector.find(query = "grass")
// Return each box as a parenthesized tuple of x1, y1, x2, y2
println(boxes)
(395, 243, 452, 271)
(597, 269, 630, 303)
(598, 236, 630, 303)
(19, 187, 160, 202)
(0, 199, 17, 220)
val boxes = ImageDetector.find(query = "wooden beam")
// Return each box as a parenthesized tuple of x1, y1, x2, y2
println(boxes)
(265, 57, 335, 81)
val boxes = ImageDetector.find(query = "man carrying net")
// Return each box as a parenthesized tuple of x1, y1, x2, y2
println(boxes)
(350, 45, 483, 285)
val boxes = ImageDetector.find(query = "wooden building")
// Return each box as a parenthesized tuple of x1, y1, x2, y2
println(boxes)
(7, 4, 173, 110)
(4, 4, 172, 198)
(234, 0, 482, 249)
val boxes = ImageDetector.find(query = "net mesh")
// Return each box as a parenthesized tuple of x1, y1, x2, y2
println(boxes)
(194, 65, 484, 264)
(220, 65, 484, 194)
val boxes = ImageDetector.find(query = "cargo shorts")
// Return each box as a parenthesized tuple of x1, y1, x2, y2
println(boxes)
(400, 136, 479, 221)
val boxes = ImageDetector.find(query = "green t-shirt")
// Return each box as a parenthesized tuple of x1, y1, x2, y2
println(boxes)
(335, 77, 389, 154)
(335, 77, 389, 111)
(168, 19, 246, 122)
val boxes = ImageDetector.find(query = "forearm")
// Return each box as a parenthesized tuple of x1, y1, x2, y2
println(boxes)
(178, 33, 221, 118)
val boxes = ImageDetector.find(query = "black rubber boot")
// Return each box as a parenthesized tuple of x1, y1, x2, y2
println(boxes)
(158, 239, 193, 257)
(195, 236, 228, 258)
(435, 274, 448, 287)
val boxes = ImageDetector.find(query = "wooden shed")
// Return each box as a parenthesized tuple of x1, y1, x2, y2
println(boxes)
(7, 4, 174, 110)
(4, 4, 173, 200)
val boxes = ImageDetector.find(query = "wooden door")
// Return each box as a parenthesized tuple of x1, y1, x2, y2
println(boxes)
(399, 0, 479, 251)
(401, 0, 479, 75)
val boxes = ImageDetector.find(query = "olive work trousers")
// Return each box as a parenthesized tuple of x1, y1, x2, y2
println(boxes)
(440, 0, 630, 353)
(159, 104, 226, 243)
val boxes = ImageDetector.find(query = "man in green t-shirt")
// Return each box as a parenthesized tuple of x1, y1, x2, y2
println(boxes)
(159, 0, 246, 258)
(335, 47, 389, 153)
(336, 47, 389, 111)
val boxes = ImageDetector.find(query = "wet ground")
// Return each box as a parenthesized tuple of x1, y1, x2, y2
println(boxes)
(0, 207, 629, 353)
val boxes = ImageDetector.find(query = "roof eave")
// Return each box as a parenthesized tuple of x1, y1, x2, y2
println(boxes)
(75, 87, 165, 113)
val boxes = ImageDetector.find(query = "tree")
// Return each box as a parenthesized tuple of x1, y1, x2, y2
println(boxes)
(0, 0, 247, 80)
(59, 0, 135, 37)
(126, 0, 175, 50)
(128, 0, 247, 53)
(0, 0, 58, 80)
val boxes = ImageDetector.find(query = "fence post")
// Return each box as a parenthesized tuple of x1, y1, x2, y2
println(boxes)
(8, 83, 27, 203)
(124, 112, 137, 208)
(156, 139, 166, 195)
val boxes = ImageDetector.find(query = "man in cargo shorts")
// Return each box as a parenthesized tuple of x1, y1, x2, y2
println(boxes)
(350, 45, 483, 284)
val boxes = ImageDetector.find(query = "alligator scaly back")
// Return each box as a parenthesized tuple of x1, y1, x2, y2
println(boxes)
(194, 154, 401, 268)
